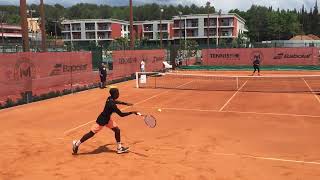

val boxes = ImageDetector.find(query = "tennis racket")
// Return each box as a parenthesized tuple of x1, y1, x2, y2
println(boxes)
(137, 112, 157, 128)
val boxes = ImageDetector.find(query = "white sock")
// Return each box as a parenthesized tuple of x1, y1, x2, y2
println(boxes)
(75, 140, 81, 146)
(117, 142, 122, 149)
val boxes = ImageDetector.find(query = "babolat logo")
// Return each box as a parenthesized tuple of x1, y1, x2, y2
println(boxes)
(210, 53, 240, 59)
(63, 64, 88, 72)
(50, 64, 88, 76)
(273, 53, 312, 59)
(118, 57, 138, 64)
(50, 64, 63, 76)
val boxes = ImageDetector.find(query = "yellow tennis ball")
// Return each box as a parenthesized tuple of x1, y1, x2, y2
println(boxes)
(158, 109, 162, 112)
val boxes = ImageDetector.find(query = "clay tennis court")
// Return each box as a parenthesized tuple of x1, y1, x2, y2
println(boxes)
(1, 71, 320, 180)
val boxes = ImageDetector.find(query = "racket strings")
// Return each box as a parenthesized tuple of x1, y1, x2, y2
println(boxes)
(144, 115, 156, 128)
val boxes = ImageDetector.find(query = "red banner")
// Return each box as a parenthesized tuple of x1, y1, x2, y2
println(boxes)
(0, 52, 95, 101)
(202, 48, 319, 66)
(111, 50, 166, 78)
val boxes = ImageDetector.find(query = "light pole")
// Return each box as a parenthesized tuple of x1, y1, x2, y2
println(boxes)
(160, 8, 164, 49)
(179, 11, 182, 49)
(216, 9, 221, 48)
(27, 9, 36, 51)
(129, 0, 134, 49)
(40, 0, 47, 52)
(0, 11, 6, 53)
(53, 20, 58, 49)
(206, 1, 210, 49)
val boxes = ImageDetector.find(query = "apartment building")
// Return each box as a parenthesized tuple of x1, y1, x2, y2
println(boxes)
(135, 20, 173, 41)
(172, 13, 247, 44)
(61, 13, 246, 45)
(0, 24, 22, 43)
(61, 19, 130, 45)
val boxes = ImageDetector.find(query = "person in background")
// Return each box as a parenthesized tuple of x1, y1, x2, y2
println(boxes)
(99, 62, 107, 89)
(251, 55, 261, 76)
(140, 60, 145, 72)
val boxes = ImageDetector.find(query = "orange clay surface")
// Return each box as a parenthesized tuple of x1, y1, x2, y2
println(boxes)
(1, 71, 320, 180)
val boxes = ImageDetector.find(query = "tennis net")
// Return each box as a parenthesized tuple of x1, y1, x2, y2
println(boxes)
(135, 72, 320, 93)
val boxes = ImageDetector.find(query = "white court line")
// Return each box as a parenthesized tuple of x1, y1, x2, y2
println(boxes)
(219, 80, 248, 112)
(63, 80, 194, 135)
(303, 78, 320, 104)
(137, 106, 320, 118)
(213, 152, 320, 166)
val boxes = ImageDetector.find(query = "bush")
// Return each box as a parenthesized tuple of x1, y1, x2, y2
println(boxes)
(62, 89, 72, 95)
(40, 93, 49, 100)
(4, 98, 15, 108)
(0, 102, 3, 109)
(47, 91, 57, 99)
(55, 90, 61, 97)
(16, 98, 26, 106)
(32, 95, 40, 102)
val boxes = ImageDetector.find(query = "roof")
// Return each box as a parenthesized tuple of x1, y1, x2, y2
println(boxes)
(0, 33, 22, 38)
(1, 24, 21, 30)
(290, 34, 320, 40)
(172, 13, 246, 23)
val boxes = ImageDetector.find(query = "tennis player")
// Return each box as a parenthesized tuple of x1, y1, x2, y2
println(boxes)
(72, 87, 138, 154)
(99, 62, 107, 89)
(251, 55, 261, 76)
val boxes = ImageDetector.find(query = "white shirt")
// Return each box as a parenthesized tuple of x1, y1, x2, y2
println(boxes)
(140, 61, 145, 70)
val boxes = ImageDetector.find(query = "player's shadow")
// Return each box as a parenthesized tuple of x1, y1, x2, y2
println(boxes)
(74, 143, 149, 158)
(76, 144, 116, 155)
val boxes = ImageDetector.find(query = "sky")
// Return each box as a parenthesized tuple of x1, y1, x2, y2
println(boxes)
(0, 0, 318, 12)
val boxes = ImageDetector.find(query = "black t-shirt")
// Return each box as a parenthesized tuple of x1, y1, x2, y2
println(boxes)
(253, 59, 260, 66)
(96, 97, 132, 126)
(99, 65, 107, 76)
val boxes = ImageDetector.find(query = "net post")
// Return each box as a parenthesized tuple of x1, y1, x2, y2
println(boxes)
(236, 77, 239, 90)
(135, 72, 139, 88)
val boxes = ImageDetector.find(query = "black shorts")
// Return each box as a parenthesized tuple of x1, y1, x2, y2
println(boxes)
(253, 65, 260, 72)
(100, 75, 106, 82)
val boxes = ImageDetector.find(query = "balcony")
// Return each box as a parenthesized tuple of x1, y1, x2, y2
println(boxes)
(186, 19, 198, 28)
(62, 32, 71, 40)
(204, 19, 217, 27)
(97, 23, 111, 31)
(157, 32, 169, 39)
(219, 19, 234, 27)
(186, 30, 198, 37)
(62, 25, 71, 31)
(204, 30, 216, 36)
(98, 32, 111, 39)
(220, 31, 233, 37)
(157, 24, 168, 31)
(85, 32, 96, 39)
(71, 24, 81, 31)
(85, 23, 95, 31)
(143, 32, 154, 39)
(173, 32, 186, 38)
(72, 32, 81, 39)
(143, 25, 153, 32)
(220, 23, 233, 27)
(173, 21, 185, 29)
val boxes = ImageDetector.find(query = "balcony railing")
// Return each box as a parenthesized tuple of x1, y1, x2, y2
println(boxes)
(63, 26, 71, 31)
(220, 23, 233, 26)
(98, 26, 111, 30)
(85, 26, 95, 31)
(173, 23, 185, 28)
(186, 23, 198, 27)
(143, 27, 153, 31)
(72, 27, 81, 31)
(98, 35, 110, 39)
